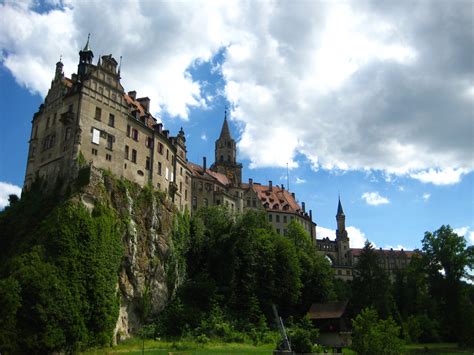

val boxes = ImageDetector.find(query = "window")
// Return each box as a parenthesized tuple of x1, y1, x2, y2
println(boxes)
(146, 137, 153, 148)
(145, 156, 151, 170)
(252, 199, 256, 207)
(158, 142, 164, 154)
(108, 114, 115, 127)
(247, 199, 251, 207)
(283, 215, 287, 223)
(185, 189, 187, 200)
(52, 113, 57, 125)
(269, 214, 273, 222)
(46, 116, 50, 128)
(166, 149, 169, 160)
(127, 124, 131, 137)
(95, 107, 101, 120)
(106, 135, 114, 150)
(158, 162, 162, 175)
(106, 153, 112, 161)
(192, 196, 197, 209)
(165, 167, 169, 180)
(276, 228, 280, 234)
(92, 148, 98, 156)
(124, 145, 129, 160)
(171, 172, 174, 181)
(185, 176, 189, 184)
(132, 128, 139, 141)
(204, 198, 208, 207)
(276, 215, 280, 223)
(92, 128, 100, 144)
(179, 182, 182, 192)
(131, 149, 137, 163)
(65, 127, 71, 141)
(180, 167, 183, 176)
(68, 104, 73, 112)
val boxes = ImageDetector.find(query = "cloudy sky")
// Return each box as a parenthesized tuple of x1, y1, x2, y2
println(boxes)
(0, 0, 473, 249)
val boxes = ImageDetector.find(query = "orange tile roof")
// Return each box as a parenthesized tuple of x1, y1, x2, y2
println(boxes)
(123, 93, 156, 129)
(248, 183, 304, 215)
(187, 162, 230, 187)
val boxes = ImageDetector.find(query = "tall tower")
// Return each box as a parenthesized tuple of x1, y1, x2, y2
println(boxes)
(78, 34, 94, 81)
(336, 197, 349, 264)
(210, 110, 242, 186)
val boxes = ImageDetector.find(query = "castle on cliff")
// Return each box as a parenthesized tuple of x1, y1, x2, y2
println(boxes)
(23, 37, 413, 280)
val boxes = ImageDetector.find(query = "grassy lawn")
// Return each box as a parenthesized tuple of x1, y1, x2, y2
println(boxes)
(83, 339, 474, 354)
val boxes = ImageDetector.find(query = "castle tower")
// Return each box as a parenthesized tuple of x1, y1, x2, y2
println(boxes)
(210, 110, 242, 186)
(78, 34, 94, 80)
(336, 197, 349, 265)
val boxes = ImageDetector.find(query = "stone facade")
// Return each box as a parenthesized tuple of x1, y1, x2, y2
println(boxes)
(316, 198, 416, 280)
(24, 39, 191, 213)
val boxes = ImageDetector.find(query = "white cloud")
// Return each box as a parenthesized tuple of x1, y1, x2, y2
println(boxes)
(317, 225, 368, 249)
(200, 133, 207, 141)
(422, 193, 431, 201)
(347, 226, 368, 248)
(0, 182, 22, 210)
(410, 168, 469, 186)
(295, 177, 306, 184)
(454, 226, 474, 245)
(361, 191, 390, 206)
(0, 1, 472, 178)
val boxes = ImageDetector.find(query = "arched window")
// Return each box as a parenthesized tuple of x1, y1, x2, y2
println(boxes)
(325, 255, 334, 265)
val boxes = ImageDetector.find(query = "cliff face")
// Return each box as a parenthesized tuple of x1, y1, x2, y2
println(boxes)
(81, 168, 183, 342)
(0, 166, 185, 352)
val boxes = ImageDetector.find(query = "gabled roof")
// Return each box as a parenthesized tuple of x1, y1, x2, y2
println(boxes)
(187, 162, 230, 187)
(308, 301, 348, 320)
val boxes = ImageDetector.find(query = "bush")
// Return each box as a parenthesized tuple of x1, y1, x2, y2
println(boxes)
(352, 308, 404, 355)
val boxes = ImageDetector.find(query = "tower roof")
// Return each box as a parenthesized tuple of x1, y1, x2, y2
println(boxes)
(337, 196, 345, 216)
(82, 33, 92, 52)
(218, 110, 232, 140)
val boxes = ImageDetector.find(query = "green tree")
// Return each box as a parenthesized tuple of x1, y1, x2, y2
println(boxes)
(351, 308, 404, 355)
(422, 225, 474, 342)
(352, 241, 395, 318)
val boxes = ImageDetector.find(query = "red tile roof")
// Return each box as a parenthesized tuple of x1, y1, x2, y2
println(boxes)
(351, 248, 417, 257)
(245, 183, 306, 215)
(123, 93, 156, 129)
(187, 162, 230, 187)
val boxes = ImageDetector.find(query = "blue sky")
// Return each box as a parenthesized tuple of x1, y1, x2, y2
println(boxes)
(0, 0, 473, 249)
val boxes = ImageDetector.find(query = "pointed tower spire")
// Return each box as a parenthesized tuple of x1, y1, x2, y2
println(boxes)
(83, 33, 91, 51)
(219, 108, 231, 140)
(337, 195, 345, 216)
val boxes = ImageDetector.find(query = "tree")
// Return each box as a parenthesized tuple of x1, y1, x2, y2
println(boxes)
(351, 308, 404, 355)
(351, 241, 395, 318)
(421, 225, 474, 341)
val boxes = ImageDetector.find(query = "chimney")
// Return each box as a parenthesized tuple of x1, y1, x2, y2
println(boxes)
(281, 184, 285, 190)
(203, 156, 207, 172)
(309, 210, 313, 220)
(128, 90, 137, 100)
(249, 178, 253, 186)
(269, 180, 273, 191)
(163, 130, 169, 138)
(137, 97, 150, 113)
(291, 192, 295, 199)
(156, 123, 163, 133)
(302, 202, 306, 213)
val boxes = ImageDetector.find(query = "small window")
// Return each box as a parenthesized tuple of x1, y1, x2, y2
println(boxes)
(247, 199, 251, 207)
(92, 148, 98, 156)
(158, 143, 164, 154)
(145, 156, 151, 170)
(46, 116, 50, 129)
(166, 149, 169, 160)
(95, 107, 101, 120)
(185, 189, 187, 200)
(180, 167, 183, 176)
(106, 153, 112, 161)
(204, 198, 208, 207)
(65, 127, 71, 141)
(179, 181, 182, 192)
(126, 124, 131, 137)
(52, 113, 57, 125)
(146, 137, 153, 148)
(283, 216, 287, 223)
(158, 162, 162, 175)
(276, 228, 280, 234)
(252, 199, 256, 207)
(106, 135, 114, 150)
(131, 149, 137, 163)
(165, 167, 169, 180)
(192, 196, 197, 209)
(108, 114, 115, 127)
(276, 215, 280, 223)
(124, 145, 129, 160)
(132, 129, 139, 141)
(269, 214, 273, 222)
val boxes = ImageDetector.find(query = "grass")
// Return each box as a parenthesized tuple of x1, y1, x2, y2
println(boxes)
(83, 339, 474, 355)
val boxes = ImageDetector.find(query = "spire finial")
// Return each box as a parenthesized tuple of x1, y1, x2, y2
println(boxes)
(83, 33, 91, 51)
(118, 55, 122, 76)
(337, 195, 344, 216)
(59, 55, 62, 63)
(224, 105, 228, 120)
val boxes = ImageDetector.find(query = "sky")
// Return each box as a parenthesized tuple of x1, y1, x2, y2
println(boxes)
(0, 0, 473, 250)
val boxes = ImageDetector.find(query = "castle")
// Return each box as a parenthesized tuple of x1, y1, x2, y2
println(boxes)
(23, 37, 413, 279)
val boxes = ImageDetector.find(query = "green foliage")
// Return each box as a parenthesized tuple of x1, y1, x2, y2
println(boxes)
(0, 185, 123, 352)
(351, 308, 404, 355)
(285, 317, 319, 353)
(76, 150, 87, 167)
